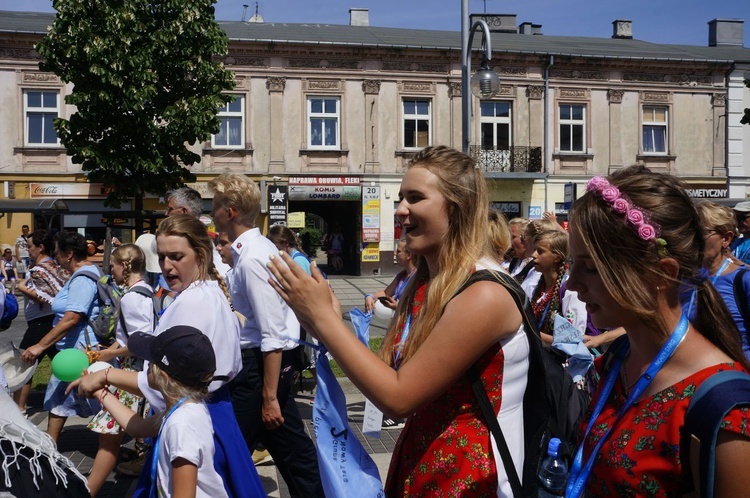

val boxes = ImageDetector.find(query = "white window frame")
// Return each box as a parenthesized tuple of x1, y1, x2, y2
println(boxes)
(642, 105, 668, 155)
(212, 94, 245, 148)
(402, 99, 432, 149)
(558, 104, 586, 153)
(480, 101, 512, 149)
(24, 90, 60, 146)
(307, 96, 340, 150)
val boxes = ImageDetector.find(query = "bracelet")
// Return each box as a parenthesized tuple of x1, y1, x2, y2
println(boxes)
(99, 389, 108, 404)
(104, 366, 111, 386)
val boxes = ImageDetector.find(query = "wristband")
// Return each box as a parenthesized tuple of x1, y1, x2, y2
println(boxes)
(104, 366, 111, 386)
(365, 294, 374, 300)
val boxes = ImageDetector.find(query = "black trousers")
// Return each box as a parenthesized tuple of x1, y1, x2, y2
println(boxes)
(230, 348, 324, 498)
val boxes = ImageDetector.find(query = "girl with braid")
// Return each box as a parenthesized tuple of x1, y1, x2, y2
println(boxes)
(87, 244, 154, 496)
(530, 229, 588, 345)
(71, 215, 264, 497)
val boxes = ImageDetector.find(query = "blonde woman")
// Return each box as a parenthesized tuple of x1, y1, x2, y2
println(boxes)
(268, 146, 529, 496)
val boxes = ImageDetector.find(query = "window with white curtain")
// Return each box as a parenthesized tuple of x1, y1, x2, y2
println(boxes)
(213, 95, 244, 148)
(402, 99, 431, 149)
(642, 106, 668, 154)
(24, 90, 59, 146)
(308, 96, 340, 149)
(558, 104, 586, 153)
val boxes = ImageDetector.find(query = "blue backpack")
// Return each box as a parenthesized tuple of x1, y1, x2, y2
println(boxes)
(0, 292, 19, 330)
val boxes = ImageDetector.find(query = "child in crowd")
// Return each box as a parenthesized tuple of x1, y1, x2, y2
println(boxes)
(89, 325, 227, 498)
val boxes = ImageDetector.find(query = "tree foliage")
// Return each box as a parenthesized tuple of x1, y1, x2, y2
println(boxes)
(37, 0, 235, 206)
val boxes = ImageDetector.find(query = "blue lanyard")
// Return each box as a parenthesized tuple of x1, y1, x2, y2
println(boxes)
(565, 314, 689, 498)
(150, 397, 188, 498)
(393, 313, 413, 370)
(393, 270, 415, 301)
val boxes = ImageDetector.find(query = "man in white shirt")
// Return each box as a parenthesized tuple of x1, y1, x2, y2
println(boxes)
(208, 173, 324, 497)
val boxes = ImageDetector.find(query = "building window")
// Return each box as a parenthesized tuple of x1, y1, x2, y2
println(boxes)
(559, 104, 585, 153)
(403, 99, 431, 149)
(307, 97, 340, 149)
(24, 90, 59, 146)
(480, 102, 511, 149)
(642, 106, 668, 154)
(213, 95, 244, 148)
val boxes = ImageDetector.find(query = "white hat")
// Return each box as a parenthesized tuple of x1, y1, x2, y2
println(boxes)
(733, 201, 750, 214)
(0, 342, 37, 393)
(135, 233, 160, 274)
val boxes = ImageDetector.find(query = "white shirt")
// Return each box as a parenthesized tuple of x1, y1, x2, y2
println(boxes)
(229, 228, 300, 352)
(520, 268, 542, 299)
(115, 280, 155, 346)
(137, 280, 242, 412)
(475, 259, 528, 497)
(156, 402, 228, 498)
(212, 245, 231, 277)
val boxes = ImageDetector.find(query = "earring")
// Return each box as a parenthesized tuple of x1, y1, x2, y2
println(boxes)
(656, 286, 660, 292)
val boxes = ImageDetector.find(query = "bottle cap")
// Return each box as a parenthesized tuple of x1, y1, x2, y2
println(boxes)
(547, 437, 561, 457)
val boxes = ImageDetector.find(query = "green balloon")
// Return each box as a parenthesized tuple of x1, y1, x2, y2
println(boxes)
(51, 348, 90, 382)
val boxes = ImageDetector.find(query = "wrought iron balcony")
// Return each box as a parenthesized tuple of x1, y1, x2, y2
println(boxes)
(469, 146, 543, 174)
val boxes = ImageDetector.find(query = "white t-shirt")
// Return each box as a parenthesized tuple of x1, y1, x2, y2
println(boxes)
(156, 402, 228, 498)
(116, 280, 155, 347)
(137, 280, 242, 412)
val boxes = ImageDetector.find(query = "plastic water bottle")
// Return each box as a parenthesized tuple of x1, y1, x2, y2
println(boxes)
(538, 437, 568, 497)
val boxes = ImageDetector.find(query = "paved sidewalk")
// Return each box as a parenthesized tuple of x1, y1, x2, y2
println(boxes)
(2, 274, 400, 497)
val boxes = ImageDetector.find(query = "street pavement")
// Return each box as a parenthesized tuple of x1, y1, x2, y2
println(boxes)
(0, 274, 400, 497)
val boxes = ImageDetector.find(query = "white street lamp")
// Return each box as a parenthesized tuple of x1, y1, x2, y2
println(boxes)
(461, 1, 501, 153)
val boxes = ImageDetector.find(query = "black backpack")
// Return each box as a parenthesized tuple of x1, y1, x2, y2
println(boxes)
(457, 269, 591, 497)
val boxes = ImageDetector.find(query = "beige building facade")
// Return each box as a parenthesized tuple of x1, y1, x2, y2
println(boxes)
(0, 10, 748, 274)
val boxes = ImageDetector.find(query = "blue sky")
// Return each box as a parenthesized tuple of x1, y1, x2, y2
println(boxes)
(4, 0, 749, 47)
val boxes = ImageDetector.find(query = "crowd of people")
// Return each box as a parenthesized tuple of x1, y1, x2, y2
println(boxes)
(2, 146, 750, 496)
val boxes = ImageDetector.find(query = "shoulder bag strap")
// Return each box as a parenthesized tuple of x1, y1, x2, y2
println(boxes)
(123, 286, 157, 335)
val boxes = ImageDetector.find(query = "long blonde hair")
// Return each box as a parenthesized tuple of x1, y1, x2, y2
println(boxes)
(378, 146, 494, 367)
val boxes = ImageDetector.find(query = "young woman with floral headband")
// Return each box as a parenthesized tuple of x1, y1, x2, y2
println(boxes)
(566, 165, 750, 496)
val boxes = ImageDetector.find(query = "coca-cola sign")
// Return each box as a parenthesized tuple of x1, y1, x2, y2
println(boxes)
(29, 183, 107, 199)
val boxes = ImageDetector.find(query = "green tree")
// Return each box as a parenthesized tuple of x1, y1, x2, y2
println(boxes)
(37, 0, 235, 208)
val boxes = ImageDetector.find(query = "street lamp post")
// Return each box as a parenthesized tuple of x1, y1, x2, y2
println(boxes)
(461, 1, 501, 154)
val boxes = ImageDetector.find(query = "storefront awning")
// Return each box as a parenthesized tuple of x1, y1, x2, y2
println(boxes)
(0, 198, 69, 214)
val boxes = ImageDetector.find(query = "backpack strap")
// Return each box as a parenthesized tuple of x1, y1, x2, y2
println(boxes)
(680, 370, 750, 498)
(457, 269, 543, 496)
(120, 286, 157, 337)
(732, 268, 750, 344)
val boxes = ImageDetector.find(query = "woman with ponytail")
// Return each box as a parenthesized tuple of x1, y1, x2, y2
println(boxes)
(565, 166, 750, 497)
(71, 214, 264, 497)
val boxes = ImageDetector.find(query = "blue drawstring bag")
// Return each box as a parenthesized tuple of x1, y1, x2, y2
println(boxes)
(312, 307, 384, 497)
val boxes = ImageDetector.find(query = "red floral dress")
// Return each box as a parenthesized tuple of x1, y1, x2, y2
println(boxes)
(581, 360, 750, 497)
(385, 282, 506, 497)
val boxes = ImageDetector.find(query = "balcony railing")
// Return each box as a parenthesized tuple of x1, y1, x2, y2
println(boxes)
(469, 146, 543, 173)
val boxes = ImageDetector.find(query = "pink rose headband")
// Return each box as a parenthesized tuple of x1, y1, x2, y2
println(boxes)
(586, 176, 668, 256)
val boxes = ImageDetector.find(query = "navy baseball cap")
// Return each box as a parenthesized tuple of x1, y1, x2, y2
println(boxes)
(128, 326, 216, 387)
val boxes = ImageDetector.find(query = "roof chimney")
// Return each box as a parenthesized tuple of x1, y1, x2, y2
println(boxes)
(612, 20, 633, 39)
(349, 8, 369, 27)
(708, 19, 744, 46)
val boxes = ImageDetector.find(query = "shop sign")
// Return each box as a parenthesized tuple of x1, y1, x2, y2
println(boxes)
(289, 176, 361, 186)
(100, 217, 128, 225)
(361, 243, 380, 262)
(288, 212, 305, 228)
(30, 183, 109, 199)
(268, 185, 288, 226)
(685, 183, 728, 199)
(288, 185, 361, 201)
